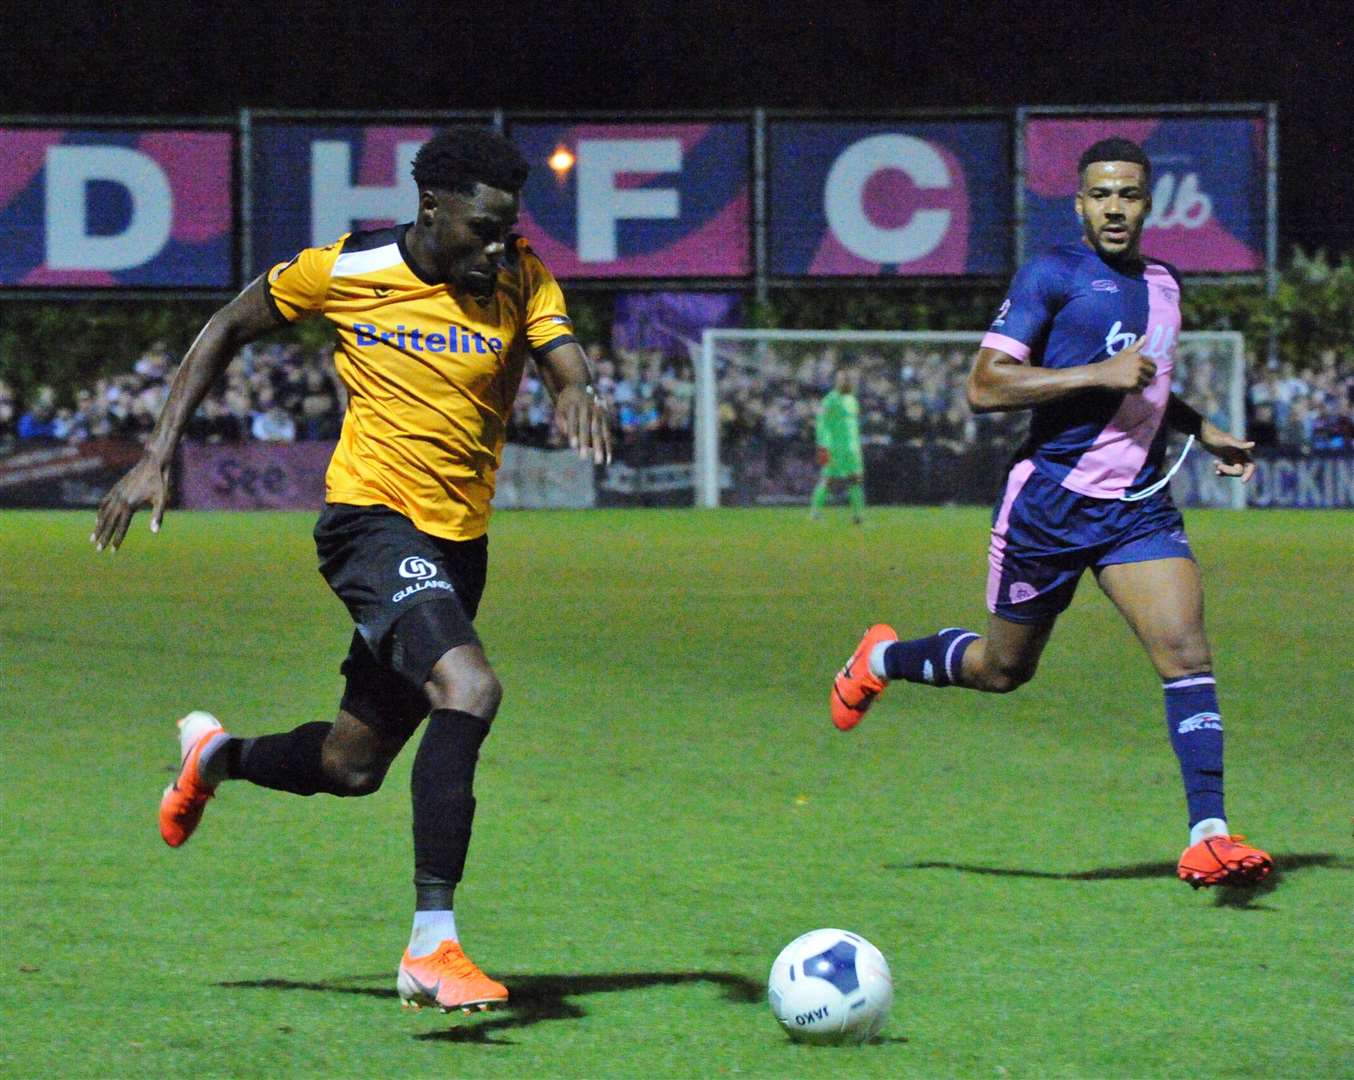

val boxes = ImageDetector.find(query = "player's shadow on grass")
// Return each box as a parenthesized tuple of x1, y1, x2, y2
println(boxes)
(887, 853, 1347, 910)
(219, 970, 764, 1045)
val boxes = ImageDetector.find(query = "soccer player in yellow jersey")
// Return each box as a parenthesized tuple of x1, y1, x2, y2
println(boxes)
(92, 127, 612, 1013)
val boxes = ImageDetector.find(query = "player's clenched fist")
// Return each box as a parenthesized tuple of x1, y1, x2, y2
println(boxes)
(1099, 336, 1156, 392)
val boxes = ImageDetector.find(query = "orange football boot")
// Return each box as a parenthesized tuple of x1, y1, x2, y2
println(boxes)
(1177, 834, 1274, 888)
(398, 940, 509, 1013)
(831, 623, 898, 731)
(159, 711, 225, 848)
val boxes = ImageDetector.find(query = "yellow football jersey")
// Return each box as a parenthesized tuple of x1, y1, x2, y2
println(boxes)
(266, 226, 575, 540)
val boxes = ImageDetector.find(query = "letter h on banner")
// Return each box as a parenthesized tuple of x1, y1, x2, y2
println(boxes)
(309, 140, 423, 246)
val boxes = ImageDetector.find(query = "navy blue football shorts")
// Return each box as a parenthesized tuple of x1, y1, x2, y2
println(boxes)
(314, 503, 486, 732)
(986, 460, 1193, 624)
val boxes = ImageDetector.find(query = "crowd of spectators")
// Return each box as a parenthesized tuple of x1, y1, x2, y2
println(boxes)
(1245, 351, 1354, 452)
(0, 342, 345, 452)
(3, 336, 1351, 459)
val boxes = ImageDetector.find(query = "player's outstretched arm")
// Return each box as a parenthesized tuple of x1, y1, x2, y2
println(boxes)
(535, 341, 612, 465)
(966, 337, 1155, 413)
(1165, 394, 1256, 482)
(91, 276, 284, 551)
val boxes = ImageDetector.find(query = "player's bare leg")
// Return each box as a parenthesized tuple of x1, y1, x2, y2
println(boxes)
(955, 613, 1057, 693)
(1096, 557, 1272, 887)
(399, 642, 508, 1013)
(1095, 557, 1210, 679)
(832, 611, 1056, 729)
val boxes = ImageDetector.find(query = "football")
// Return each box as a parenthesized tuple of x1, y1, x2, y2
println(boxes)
(767, 928, 893, 1044)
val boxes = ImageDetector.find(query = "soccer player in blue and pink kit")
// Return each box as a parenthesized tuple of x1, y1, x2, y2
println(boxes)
(831, 138, 1272, 889)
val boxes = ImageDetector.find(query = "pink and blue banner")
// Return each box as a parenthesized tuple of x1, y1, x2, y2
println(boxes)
(1023, 116, 1267, 272)
(510, 122, 751, 278)
(0, 128, 233, 287)
(248, 123, 444, 273)
(769, 121, 1010, 276)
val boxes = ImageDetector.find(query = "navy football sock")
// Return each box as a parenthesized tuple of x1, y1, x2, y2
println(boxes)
(411, 709, 492, 911)
(1163, 673, 1225, 828)
(882, 628, 979, 688)
(230, 722, 339, 796)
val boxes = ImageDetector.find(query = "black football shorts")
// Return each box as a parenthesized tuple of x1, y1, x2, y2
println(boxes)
(314, 503, 487, 732)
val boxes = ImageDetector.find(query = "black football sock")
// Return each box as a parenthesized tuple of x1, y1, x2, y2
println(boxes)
(411, 709, 492, 911)
(230, 722, 340, 796)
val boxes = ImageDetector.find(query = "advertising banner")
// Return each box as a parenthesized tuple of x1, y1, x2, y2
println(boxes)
(248, 123, 444, 274)
(511, 122, 751, 278)
(612, 291, 742, 354)
(1171, 450, 1354, 508)
(179, 440, 333, 510)
(1023, 116, 1266, 272)
(0, 128, 233, 287)
(0, 439, 145, 506)
(495, 444, 596, 509)
(769, 120, 1010, 276)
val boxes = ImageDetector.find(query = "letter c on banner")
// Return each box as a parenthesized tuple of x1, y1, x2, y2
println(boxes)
(823, 134, 952, 265)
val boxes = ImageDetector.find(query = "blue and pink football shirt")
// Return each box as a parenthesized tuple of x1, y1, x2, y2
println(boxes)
(981, 241, 1183, 499)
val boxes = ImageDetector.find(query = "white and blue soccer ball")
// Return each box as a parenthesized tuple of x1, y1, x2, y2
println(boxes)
(767, 928, 893, 1044)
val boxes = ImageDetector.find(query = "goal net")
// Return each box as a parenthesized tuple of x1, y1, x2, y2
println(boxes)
(694, 329, 1246, 510)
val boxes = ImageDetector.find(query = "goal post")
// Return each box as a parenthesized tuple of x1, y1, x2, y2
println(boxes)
(696, 328, 1247, 510)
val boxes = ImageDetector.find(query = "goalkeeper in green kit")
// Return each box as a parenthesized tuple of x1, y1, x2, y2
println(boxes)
(809, 367, 866, 524)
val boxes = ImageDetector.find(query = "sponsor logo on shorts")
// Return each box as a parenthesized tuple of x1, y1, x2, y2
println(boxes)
(399, 556, 438, 580)
(1177, 711, 1222, 735)
(1092, 279, 1120, 293)
(392, 579, 456, 603)
(922, 659, 935, 684)
(1009, 581, 1038, 604)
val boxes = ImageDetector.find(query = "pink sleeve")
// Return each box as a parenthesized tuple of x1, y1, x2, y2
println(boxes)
(980, 332, 1031, 363)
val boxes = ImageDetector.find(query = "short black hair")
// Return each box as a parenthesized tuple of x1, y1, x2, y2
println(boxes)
(1077, 138, 1152, 185)
(411, 126, 530, 196)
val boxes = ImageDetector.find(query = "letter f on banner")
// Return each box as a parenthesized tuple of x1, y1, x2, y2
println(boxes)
(576, 139, 680, 262)
(45, 146, 173, 270)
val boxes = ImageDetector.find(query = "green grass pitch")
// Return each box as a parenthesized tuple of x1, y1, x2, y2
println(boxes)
(2, 506, 1351, 1078)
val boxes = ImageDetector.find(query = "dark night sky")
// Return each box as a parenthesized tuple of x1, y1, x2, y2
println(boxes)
(8, 0, 1351, 255)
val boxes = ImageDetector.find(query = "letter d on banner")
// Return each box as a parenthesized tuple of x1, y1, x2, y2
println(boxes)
(824, 134, 952, 264)
(44, 146, 173, 271)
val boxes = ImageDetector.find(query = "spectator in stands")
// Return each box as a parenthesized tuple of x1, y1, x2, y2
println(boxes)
(299, 368, 343, 441)
(1248, 403, 1279, 449)
(186, 397, 244, 443)
(133, 341, 173, 384)
(250, 388, 297, 442)
(619, 396, 661, 441)
(1312, 398, 1354, 452)
(0, 381, 16, 447)
(1280, 398, 1314, 450)
(17, 385, 60, 441)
